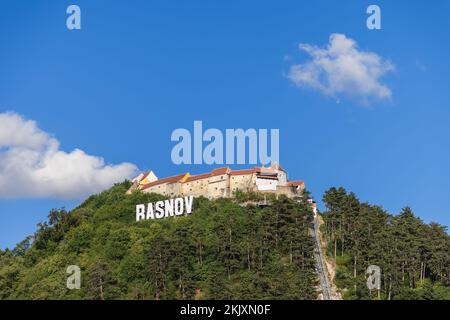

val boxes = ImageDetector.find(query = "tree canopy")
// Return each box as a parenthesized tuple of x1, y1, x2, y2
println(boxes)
(321, 187, 450, 300)
(1, 183, 448, 300)
(0, 181, 317, 300)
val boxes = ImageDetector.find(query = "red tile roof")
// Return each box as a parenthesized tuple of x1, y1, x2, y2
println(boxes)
(185, 173, 211, 182)
(138, 164, 298, 191)
(229, 169, 256, 176)
(258, 167, 276, 174)
(141, 173, 187, 189)
(211, 167, 230, 176)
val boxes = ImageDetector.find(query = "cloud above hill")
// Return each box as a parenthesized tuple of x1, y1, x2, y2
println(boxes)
(0, 112, 138, 199)
(287, 33, 394, 103)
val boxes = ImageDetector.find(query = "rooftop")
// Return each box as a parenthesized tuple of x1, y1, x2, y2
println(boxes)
(136, 163, 299, 192)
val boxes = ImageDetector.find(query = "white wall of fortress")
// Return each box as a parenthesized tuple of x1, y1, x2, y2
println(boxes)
(230, 174, 255, 194)
(181, 179, 208, 198)
(143, 183, 168, 196)
(141, 172, 304, 199)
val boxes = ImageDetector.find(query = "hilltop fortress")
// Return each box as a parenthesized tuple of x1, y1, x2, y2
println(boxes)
(127, 163, 307, 200)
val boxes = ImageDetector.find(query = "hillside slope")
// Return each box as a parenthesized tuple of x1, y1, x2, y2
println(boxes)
(1, 182, 448, 300)
(321, 187, 450, 300)
(0, 182, 318, 300)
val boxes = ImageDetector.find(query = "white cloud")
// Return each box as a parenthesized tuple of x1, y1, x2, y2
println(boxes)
(287, 33, 394, 103)
(0, 112, 138, 199)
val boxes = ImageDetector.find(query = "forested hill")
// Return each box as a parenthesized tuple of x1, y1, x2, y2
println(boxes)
(0, 182, 449, 300)
(0, 182, 318, 300)
(321, 187, 450, 300)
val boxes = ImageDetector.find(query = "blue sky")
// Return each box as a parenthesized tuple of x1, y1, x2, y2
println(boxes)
(1, 0, 450, 249)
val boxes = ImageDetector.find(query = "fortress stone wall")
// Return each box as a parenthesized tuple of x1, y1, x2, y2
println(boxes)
(127, 163, 306, 200)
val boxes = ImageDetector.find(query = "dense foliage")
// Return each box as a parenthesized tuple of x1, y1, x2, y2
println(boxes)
(0, 181, 317, 300)
(322, 187, 450, 300)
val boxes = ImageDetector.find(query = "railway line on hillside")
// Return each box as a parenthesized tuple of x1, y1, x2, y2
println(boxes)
(310, 217, 334, 300)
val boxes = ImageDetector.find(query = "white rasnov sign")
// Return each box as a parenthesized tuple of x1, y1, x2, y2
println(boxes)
(136, 196, 194, 221)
